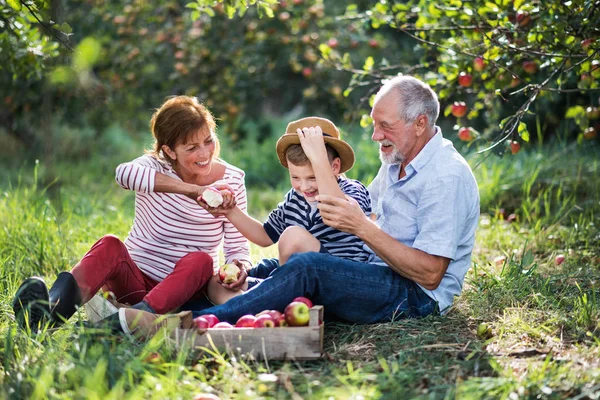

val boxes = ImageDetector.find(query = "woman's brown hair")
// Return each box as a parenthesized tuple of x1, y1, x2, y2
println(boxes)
(148, 96, 220, 164)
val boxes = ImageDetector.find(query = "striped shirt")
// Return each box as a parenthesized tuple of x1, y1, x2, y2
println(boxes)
(115, 155, 250, 281)
(263, 177, 372, 262)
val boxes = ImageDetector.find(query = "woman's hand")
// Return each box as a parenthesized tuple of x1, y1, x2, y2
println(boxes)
(219, 259, 250, 291)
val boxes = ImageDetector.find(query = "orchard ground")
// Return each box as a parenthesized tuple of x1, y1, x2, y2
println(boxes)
(0, 129, 598, 399)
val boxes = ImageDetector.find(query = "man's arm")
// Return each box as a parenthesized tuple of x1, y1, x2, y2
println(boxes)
(316, 194, 450, 290)
(297, 127, 345, 199)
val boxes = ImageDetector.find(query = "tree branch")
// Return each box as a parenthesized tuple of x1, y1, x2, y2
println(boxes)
(19, 0, 73, 51)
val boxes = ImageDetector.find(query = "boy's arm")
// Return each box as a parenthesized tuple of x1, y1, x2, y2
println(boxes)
(226, 207, 274, 247)
(297, 127, 345, 199)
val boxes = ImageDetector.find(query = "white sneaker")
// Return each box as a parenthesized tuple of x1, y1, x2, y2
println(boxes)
(85, 294, 119, 323)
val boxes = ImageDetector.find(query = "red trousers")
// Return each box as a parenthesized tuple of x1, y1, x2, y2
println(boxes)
(71, 235, 214, 313)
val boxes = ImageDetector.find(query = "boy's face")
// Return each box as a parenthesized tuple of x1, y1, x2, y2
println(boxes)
(287, 157, 341, 202)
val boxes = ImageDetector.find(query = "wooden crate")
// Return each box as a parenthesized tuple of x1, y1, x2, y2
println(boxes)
(173, 306, 324, 360)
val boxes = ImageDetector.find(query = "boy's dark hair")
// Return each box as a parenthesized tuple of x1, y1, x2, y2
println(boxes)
(285, 144, 339, 166)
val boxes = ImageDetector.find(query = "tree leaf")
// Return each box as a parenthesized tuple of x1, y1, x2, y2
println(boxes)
(7, 0, 22, 11)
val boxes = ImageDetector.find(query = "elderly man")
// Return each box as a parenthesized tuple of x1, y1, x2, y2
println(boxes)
(117, 75, 480, 333)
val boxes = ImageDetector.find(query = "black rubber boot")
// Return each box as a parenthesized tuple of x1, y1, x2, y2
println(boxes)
(12, 277, 51, 332)
(48, 271, 82, 327)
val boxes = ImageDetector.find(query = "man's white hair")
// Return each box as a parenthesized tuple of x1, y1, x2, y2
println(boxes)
(374, 75, 440, 129)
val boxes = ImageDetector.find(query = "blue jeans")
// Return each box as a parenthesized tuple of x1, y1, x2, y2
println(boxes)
(192, 252, 438, 324)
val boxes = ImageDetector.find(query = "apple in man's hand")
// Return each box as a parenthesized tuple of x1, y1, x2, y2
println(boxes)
(285, 301, 310, 326)
(219, 263, 241, 284)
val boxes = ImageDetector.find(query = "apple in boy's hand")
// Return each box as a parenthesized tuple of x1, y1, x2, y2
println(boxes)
(292, 296, 313, 308)
(202, 187, 224, 207)
(219, 263, 241, 284)
(285, 301, 310, 326)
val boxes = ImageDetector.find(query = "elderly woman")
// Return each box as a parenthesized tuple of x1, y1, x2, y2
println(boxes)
(13, 96, 249, 332)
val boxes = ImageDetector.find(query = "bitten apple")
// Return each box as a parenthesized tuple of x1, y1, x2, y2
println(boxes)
(291, 296, 313, 308)
(202, 187, 224, 207)
(285, 301, 310, 326)
(219, 263, 240, 284)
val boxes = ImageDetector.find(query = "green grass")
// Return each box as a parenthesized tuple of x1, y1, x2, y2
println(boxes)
(0, 132, 599, 398)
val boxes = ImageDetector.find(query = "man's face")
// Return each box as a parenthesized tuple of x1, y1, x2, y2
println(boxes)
(370, 93, 416, 165)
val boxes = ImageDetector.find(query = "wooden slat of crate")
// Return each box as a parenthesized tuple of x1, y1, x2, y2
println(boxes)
(174, 306, 324, 360)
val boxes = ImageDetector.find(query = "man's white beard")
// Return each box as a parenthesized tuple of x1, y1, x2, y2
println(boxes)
(379, 142, 404, 165)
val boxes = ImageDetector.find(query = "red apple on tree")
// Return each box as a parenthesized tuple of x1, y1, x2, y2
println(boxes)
(586, 106, 600, 120)
(510, 141, 521, 155)
(253, 314, 276, 328)
(582, 39, 594, 51)
(327, 38, 339, 49)
(292, 296, 313, 308)
(218, 263, 240, 284)
(458, 72, 473, 87)
(458, 127, 474, 142)
(284, 301, 310, 326)
(368, 39, 379, 48)
(473, 57, 486, 72)
(235, 315, 257, 328)
(583, 127, 597, 140)
(451, 102, 468, 118)
(515, 10, 531, 27)
(302, 67, 313, 78)
(523, 61, 538, 74)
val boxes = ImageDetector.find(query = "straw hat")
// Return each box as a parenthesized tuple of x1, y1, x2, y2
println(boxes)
(276, 117, 355, 173)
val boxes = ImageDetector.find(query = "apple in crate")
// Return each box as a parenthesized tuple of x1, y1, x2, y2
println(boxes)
(284, 301, 310, 326)
(194, 316, 211, 330)
(254, 314, 276, 328)
(235, 314, 257, 328)
(196, 314, 219, 328)
(202, 187, 224, 207)
(213, 322, 234, 328)
(292, 296, 313, 308)
(219, 263, 240, 284)
(268, 310, 287, 327)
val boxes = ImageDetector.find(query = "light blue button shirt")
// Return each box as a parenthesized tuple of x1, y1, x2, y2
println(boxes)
(366, 127, 480, 313)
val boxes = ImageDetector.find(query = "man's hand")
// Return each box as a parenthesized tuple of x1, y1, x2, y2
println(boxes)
(316, 194, 371, 235)
(297, 126, 329, 164)
(196, 184, 236, 216)
(219, 259, 249, 291)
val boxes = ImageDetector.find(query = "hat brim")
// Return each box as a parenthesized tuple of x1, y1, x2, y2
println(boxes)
(276, 134, 355, 174)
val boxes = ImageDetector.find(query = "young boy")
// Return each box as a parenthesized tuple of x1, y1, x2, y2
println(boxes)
(203, 117, 372, 303)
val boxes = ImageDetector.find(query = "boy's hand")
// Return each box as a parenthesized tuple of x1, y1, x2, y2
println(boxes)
(297, 126, 329, 164)
(219, 259, 249, 291)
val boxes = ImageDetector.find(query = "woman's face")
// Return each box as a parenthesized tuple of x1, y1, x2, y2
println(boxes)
(163, 128, 216, 183)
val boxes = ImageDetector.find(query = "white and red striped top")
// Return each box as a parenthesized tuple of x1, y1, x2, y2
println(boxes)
(115, 155, 250, 281)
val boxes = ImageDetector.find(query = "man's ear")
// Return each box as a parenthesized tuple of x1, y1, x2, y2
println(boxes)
(331, 157, 341, 175)
(414, 115, 428, 136)
(162, 145, 176, 161)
